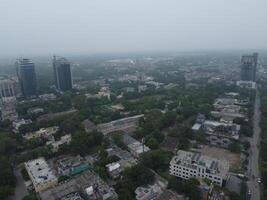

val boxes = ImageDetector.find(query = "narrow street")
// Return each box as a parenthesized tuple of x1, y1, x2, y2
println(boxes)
(247, 89, 261, 200)
(8, 166, 28, 200)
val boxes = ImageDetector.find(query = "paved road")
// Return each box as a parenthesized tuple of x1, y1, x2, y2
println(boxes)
(8, 166, 28, 200)
(247, 89, 261, 200)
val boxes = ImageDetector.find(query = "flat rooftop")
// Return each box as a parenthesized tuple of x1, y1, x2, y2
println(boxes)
(25, 157, 57, 185)
(39, 170, 117, 200)
(171, 150, 229, 177)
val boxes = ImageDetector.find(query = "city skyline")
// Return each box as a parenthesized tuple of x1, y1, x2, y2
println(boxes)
(0, 1, 267, 200)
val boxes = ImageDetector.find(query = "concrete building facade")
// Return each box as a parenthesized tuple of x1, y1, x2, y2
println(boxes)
(240, 53, 258, 82)
(16, 58, 37, 97)
(0, 77, 20, 99)
(169, 150, 229, 186)
(25, 157, 58, 192)
(53, 56, 72, 91)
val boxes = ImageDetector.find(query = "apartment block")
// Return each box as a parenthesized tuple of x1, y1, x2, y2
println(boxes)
(169, 150, 229, 186)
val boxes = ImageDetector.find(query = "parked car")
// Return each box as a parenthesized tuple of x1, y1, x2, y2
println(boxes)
(257, 178, 261, 183)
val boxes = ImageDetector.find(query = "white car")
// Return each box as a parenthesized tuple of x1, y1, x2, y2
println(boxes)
(257, 178, 261, 183)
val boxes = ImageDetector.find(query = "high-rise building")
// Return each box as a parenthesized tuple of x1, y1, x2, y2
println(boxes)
(53, 56, 72, 91)
(0, 76, 20, 99)
(240, 53, 258, 81)
(16, 58, 37, 97)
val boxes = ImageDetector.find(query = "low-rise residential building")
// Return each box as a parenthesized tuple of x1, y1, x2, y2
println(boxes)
(198, 184, 213, 200)
(191, 123, 202, 132)
(213, 98, 238, 110)
(39, 170, 118, 200)
(196, 113, 206, 124)
(236, 80, 256, 89)
(46, 134, 71, 152)
(96, 87, 111, 100)
(135, 184, 163, 200)
(97, 114, 144, 135)
(203, 120, 240, 140)
(211, 110, 245, 121)
(82, 119, 96, 133)
(193, 119, 240, 140)
(192, 114, 206, 131)
(164, 83, 179, 90)
(135, 173, 168, 200)
(27, 107, 44, 115)
(206, 135, 231, 148)
(106, 162, 122, 179)
(169, 150, 229, 186)
(138, 85, 148, 92)
(122, 135, 150, 157)
(25, 157, 58, 192)
(37, 109, 78, 122)
(211, 96, 247, 121)
(128, 142, 150, 157)
(106, 146, 137, 167)
(60, 192, 84, 200)
(145, 81, 164, 89)
(38, 93, 57, 101)
(57, 155, 90, 176)
(108, 145, 137, 163)
(12, 118, 32, 133)
(24, 126, 59, 140)
(110, 104, 124, 111)
(123, 87, 135, 93)
(118, 74, 138, 82)
(105, 146, 137, 179)
(156, 190, 187, 200)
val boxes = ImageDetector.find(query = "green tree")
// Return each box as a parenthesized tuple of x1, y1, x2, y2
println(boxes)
(146, 137, 159, 149)
(141, 150, 172, 172)
(112, 134, 127, 149)
(229, 142, 241, 153)
(70, 131, 103, 155)
(0, 156, 15, 199)
(123, 164, 155, 188)
(168, 177, 200, 200)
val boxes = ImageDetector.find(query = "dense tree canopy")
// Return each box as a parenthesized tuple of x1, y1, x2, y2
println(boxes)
(141, 150, 172, 172)
(70, 130, 103, 155)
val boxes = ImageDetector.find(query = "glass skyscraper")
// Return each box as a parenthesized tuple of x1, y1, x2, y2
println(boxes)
(240, 53, 258, 82)
(53, 56, 72, 92)
(16, 58, 37, 97)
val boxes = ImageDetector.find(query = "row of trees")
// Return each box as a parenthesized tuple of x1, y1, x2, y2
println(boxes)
(259, 84, 267, 196)
(0, 121, 16, 199)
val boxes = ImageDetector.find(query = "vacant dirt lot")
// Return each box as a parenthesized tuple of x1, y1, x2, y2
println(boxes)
(194, 145, 241, 172)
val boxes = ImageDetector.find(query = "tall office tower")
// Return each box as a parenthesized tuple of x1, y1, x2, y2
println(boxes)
(16, 58, 37, 97)
(53, 56, 72, 91)
(240, 53, 258, 81)
(0, 76, 19, 99)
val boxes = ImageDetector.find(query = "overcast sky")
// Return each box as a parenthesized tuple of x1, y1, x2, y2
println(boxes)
(1, 0, 267, 57)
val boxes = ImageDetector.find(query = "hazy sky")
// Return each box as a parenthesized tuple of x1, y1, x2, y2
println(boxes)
(1, 0, 267, 57)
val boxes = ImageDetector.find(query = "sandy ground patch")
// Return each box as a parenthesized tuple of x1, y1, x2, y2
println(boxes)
(192, 145, 241, 172)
